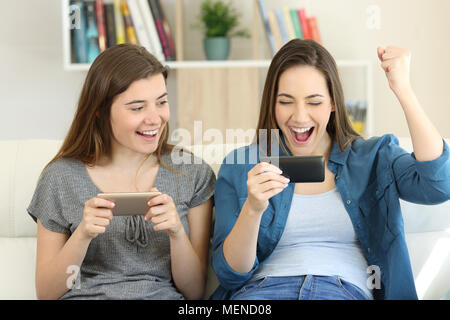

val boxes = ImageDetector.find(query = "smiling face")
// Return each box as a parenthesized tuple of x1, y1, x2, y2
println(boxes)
(275, 65, 335, 156)
(109, 73, 169, 156)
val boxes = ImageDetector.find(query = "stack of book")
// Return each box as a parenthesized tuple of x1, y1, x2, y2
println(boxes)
(70, 0, 176, 64)
(256, 0, 322, 56)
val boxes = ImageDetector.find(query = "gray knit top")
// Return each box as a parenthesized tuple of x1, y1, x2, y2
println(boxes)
(28, 151, 216, 300)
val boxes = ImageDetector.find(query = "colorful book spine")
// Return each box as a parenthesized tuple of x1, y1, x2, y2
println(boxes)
(113, 0, 126, 44)
(148, 0, 171, 60)
(267, 10, 282, 51)
(155, 0, 176, 60)
(307, 16, 322, 44)
(137, 0, 165, 61)
(282, 7, 295, 41)
(95, 0, 107, 52)
(85, 1, 100, 62)
(121, 0, 138, 44)
(274, 8, 288, 45)
(297, 8, 311, 39)
(289, 8, 303, 39)
(104, 3, 117, 47)
(71, 1, 88, 63)
(256, 0, 276, 56)
(127, 0, 153, 52)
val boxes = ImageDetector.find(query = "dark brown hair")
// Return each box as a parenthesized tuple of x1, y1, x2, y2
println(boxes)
(48, 43, 175, 169)
(256, 39, 360, 154)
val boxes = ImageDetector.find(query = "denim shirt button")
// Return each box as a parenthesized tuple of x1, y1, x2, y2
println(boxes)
(367, 247, 371, 253)
(346, 200, 352, 205)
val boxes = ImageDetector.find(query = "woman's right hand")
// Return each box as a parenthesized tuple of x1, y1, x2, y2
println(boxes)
(245, 162, 290, 215)
(78, 197, 115, 240)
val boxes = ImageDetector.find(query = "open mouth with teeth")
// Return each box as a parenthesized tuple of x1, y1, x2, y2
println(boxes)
(136, 129, 159, 140)
(290, 126, 314, 144)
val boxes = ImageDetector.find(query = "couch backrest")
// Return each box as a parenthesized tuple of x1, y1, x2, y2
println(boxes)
(0, 140, 61, 237)
(1, 138, 449, 237)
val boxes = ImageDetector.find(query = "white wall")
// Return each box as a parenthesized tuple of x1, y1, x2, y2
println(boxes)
(0, 0, 449, 140)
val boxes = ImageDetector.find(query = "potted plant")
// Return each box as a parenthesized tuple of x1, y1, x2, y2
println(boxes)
(194, 0, 249, 60)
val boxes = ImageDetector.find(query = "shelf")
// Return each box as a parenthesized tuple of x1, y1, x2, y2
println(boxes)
(63, 59, 370, 71)
(63, 60, 271, 71)
(61, 0, 373, 137)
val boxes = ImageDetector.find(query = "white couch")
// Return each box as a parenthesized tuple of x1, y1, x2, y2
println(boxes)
(1, 139, 449, 300)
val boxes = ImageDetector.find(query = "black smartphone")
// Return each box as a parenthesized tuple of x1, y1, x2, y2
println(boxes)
(260, 155, 325, 183)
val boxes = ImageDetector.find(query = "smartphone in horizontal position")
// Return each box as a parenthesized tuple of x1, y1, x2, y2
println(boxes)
(260, 155, 325, 183)
(97, 192, 161, 216)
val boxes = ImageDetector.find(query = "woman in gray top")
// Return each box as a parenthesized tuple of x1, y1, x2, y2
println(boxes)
(28, 44, 215, 300)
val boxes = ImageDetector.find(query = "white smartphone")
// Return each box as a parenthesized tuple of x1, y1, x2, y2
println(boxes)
(97, 192, 161, 216)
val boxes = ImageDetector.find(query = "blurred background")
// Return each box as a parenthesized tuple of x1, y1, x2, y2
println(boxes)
(0, 0, 449, 141)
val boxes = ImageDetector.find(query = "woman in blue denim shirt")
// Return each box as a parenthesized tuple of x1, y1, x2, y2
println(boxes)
(211, 39, 450, 300)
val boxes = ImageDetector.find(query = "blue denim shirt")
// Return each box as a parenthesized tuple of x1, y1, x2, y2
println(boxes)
(211, 134, 450, 300)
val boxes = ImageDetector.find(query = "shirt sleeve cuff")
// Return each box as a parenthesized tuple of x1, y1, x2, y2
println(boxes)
(212, 242, 259, 291)
(411, 139, 450, 181)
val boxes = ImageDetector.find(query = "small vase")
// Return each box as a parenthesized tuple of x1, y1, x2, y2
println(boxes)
(203, 37, 230, 60)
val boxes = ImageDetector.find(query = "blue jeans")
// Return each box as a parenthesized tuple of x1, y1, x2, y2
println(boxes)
(229, 275, 372, 300)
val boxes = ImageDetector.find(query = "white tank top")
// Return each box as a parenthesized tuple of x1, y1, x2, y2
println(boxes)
(251, 188, 373, 299)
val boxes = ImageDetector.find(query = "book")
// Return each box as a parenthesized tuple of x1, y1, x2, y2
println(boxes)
(148, 0, 171, 60)
(307, 16, 322, 44)
(113, 0, 126, 44)
(85, 1, 100, 62)
(289, 8, 303, 39)
(104, 3, 117, 47)
(127, 0, 154, 52)
(267, 10, 282, 51)
(297, 8, 311, 39)
(71, 1, 88, 63)
(137, 0, 165, 61)
(282, 7, 295, 41)
(256, 0, 276, 56)
(274, 8, 288, 45)
(95, 0, 107, 52)
(121, 0, 138, 44)
(154, 0, 176, 60)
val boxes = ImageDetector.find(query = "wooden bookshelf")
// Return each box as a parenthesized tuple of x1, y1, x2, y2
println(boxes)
(61, 0, 373, 138)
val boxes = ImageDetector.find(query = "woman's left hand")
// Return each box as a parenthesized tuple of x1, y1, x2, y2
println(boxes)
(377, 45, 412, 95)
(145, 188, 183, 239)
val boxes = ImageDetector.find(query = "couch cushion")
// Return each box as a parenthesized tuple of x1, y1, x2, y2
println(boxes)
(0, 141, 18, 237)
(401, 200, 450, 233)
(0, 140, 61, 237)
(0, 237, 37, 299)
(405, 231, 450, 300)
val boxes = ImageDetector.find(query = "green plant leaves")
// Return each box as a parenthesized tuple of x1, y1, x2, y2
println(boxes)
(195, 0, 250, 38)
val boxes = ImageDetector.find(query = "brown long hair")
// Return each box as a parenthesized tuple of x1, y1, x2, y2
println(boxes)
(256, 39, 360, 155)
(48, 43, 175, 169)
